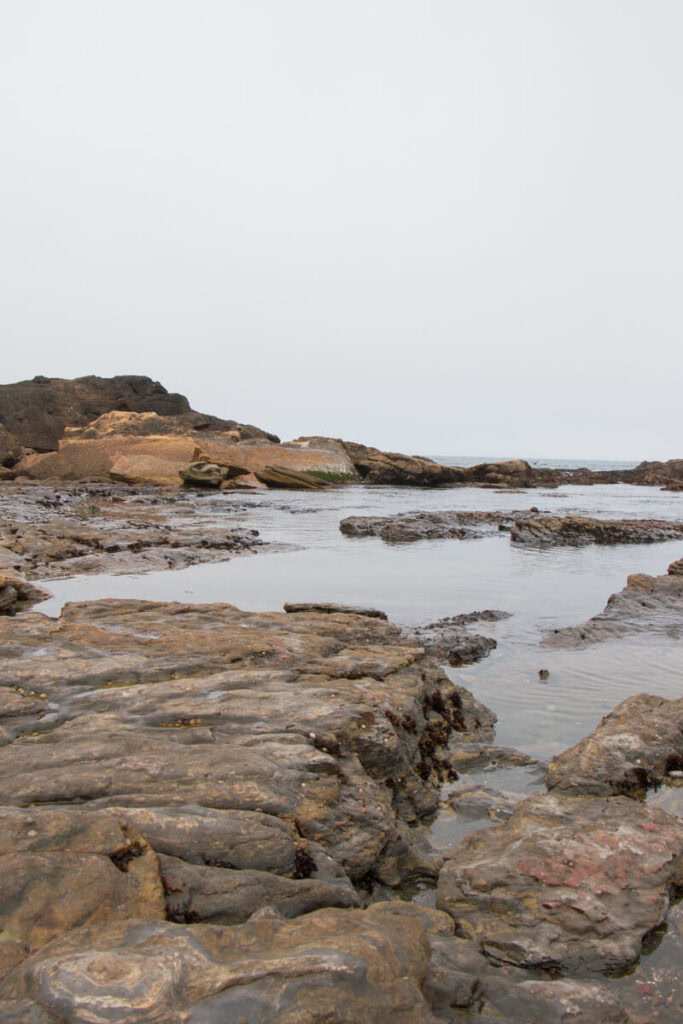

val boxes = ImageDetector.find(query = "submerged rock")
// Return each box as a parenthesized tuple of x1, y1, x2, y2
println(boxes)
(340, 510, 521, 542)
(284, 602, 388, 619)
(0, 567, 51, 614)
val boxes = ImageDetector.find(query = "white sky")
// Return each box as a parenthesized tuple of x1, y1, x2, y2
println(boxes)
(1, 1, 681, 459)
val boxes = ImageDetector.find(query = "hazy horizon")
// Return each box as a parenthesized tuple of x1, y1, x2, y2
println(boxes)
(2, 2, 681, 461)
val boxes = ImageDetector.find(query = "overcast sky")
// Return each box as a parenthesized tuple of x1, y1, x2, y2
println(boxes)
(1, 1, 681, 459)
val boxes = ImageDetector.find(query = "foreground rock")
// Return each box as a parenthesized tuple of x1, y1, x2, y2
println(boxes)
(545, 559, 683, 647)
(510, 515, 683, 547)
(0, 597, 494, 975)
(437, 791, 682, 975)
(547, 693, 683, 796)
(0, 906, 443, 1024)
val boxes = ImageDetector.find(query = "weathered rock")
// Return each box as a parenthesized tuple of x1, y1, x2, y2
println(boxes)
(437, 791, 683, 975)
(330, 440, 464, 487)
(547, 694, 683, 796)
(0, 598, 493, 898)
(545, 560, 683, 647)
(17, 435, 356, 487)
(0, 905, 439, 1023)
(179, 462, 229, 487)
(0, 807, 165, 978)
(284, 602, 388, 619)
(510, 515, 683, 547)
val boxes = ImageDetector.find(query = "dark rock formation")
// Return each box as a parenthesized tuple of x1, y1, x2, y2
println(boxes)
(402, 611, 511, 667)
(510, 515, 683, 547)
(64, 408, 279, 444)
(284, 602, 388, 619)
(437, 791, 682, 975)
(0, 376, 280, 454)
(547, 693, 683, 797)
(0, 376, 191, 451)
(340, 510, 522, 542)
(545, 559, 683, 647)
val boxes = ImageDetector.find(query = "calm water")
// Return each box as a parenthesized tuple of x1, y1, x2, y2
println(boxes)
(37, 481, 683, 761)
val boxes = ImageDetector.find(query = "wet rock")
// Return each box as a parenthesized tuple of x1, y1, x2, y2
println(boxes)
(0, 905, 438, 1023)
(547, 693, 683, 796)
(340, 510, 522, 542)
(510, 515, 683, 547)
(284, 602, 388, 619)
(545, 561, 683, 647)
(402, 611, 510, 667)
(437, 791, 682, 975)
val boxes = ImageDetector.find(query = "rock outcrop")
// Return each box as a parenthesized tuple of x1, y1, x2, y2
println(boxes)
(0, 376, 192, 452)
(0, 425, 22, 469)
(15, 435, 357, 487)
(545, 559, 683, 647)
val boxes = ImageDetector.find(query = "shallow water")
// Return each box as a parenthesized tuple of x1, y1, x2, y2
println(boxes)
(37, 483, 683, 761)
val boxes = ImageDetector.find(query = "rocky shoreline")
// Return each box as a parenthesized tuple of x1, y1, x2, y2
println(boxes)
(0, 375, 682, 1022)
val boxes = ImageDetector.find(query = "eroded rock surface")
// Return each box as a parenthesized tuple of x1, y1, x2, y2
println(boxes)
(0, 597, 493, 976)
(437, 791, 682, 975)
(545, 560, 683, 647)
(547, 694, 683, 796)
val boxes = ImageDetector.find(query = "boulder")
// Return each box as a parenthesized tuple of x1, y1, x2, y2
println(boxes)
(437, 791, 683, 975)
(340, 440, 463, 486)
(546, 693, 683, 796)
(254, 465, 329, 489)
